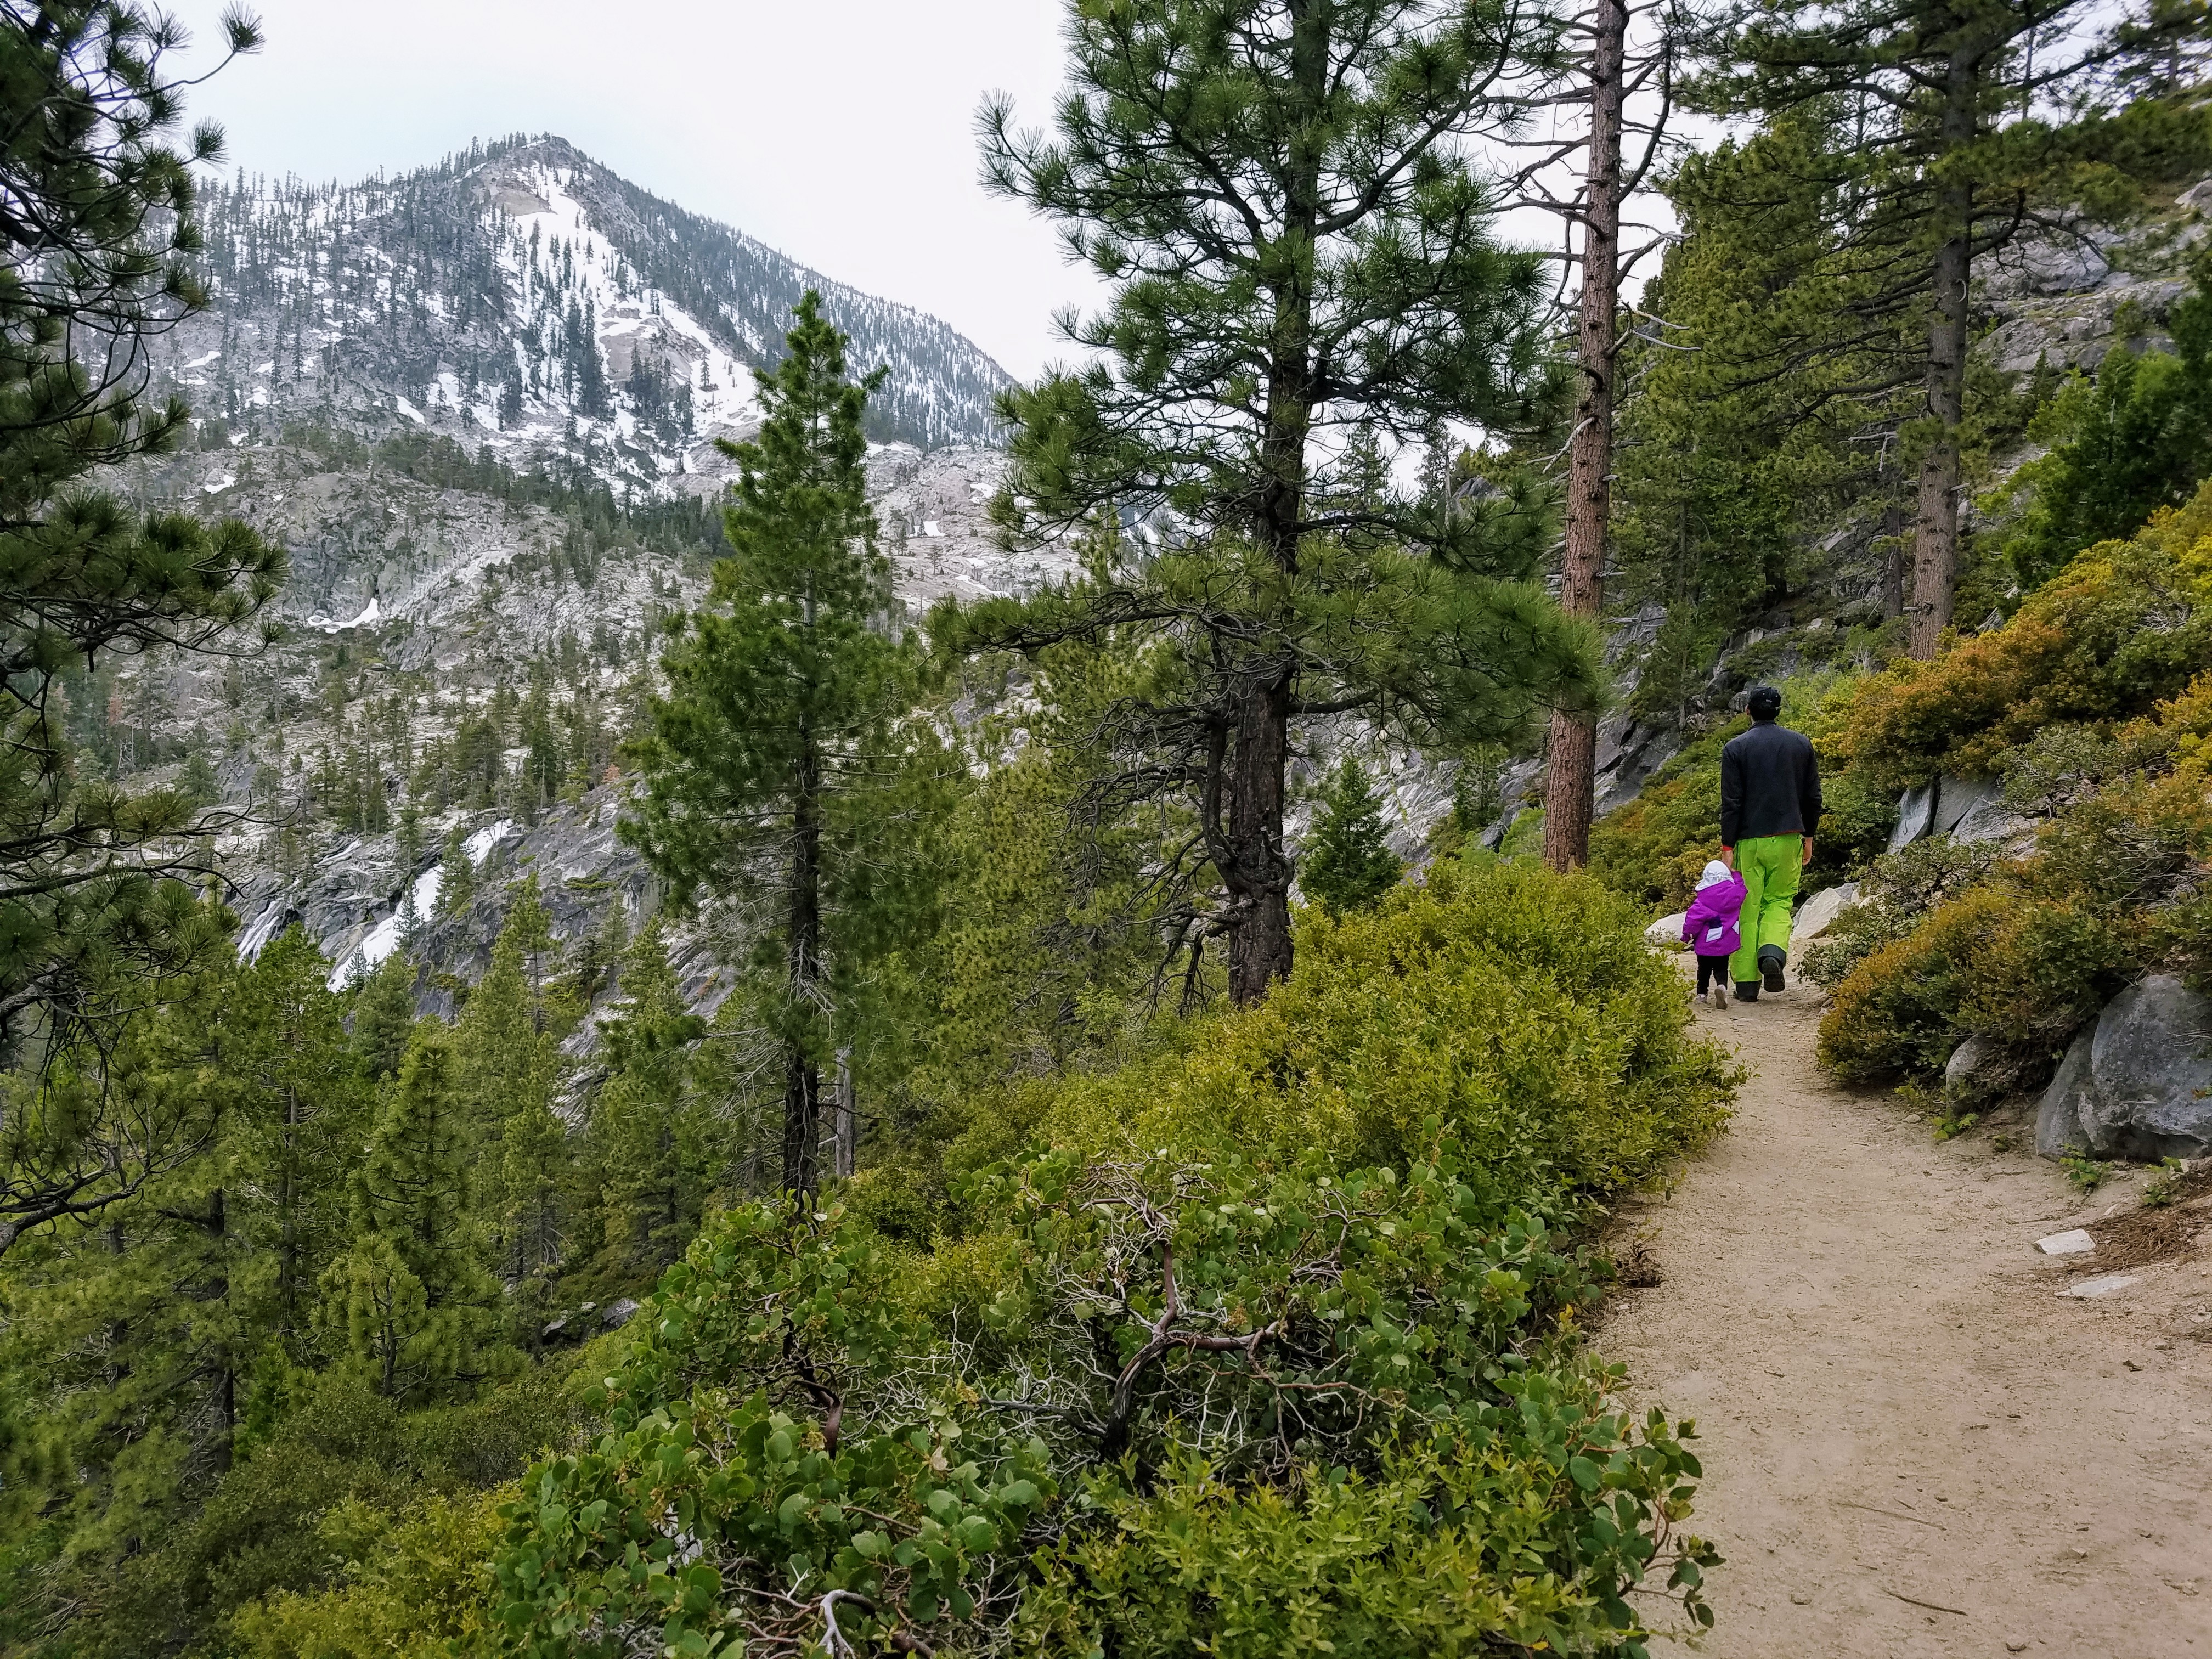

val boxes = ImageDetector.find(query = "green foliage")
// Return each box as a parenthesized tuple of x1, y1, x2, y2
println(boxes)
(494, 860, 1731, 1656)
(1613, 117, 1909, 708)
(1841, 492, 2212, 792)
(2062, 1153, 2111, 1194)
(2142, 1156, 2189, 1206)
(1302, 759, 1404, 916)
(623, 294, 951, 1190)
(1994, 250, 2212, 589)
(327, 1029, 504, 1398)
(0, 3, 283, 1091)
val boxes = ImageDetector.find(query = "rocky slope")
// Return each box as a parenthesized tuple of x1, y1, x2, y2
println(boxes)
(157, 134, 1011, 488)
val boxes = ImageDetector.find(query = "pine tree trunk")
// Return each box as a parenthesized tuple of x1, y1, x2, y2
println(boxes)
(1226, 670, 1295, 1003)
(833, 1047, 856, 1180)
(1223, 0, 1323, 1007)
(785, 585, 825, 1194)
(1542, 0, 1627, 872)
(1908, 48, 1978, 661)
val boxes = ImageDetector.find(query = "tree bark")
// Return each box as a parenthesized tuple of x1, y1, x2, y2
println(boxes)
(785, 581, 823, 1194)
(833, 1047, 856, 1180)
(1226, 670, 1295, 1003)
(1908, 45, 1977, 661)
(1542, 0, 1628, 872)
(1224, 0, 1323, 1005)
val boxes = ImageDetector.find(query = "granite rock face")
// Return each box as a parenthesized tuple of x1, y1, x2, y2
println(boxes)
(2035, 975, 2212, 1162)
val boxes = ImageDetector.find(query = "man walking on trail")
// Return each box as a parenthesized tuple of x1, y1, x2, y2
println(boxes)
(1720, 684, 1821, 1002)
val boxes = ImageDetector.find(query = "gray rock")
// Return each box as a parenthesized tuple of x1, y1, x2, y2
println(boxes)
(1931, 774, 2001, 837)
(601, 1296, 643, 1329)
(1950, 795, 2036, 848)
(1944, 1032, 1996, 1093)
(1644, 911, 1688, 950)
(2038, 975, 2212, 1162)
(2035, 1028, 2095, 1158)
(1790, 883, 1860, 953)
(1891, 781, 1937, 851)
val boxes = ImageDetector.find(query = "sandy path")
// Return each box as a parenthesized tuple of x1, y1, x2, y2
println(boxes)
(1600, 980, 2212, 1657)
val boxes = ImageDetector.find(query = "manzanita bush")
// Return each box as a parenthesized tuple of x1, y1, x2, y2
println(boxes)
(493, 1130, 1718, 1657)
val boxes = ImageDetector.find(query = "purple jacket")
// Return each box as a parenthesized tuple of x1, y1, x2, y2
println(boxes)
(1682, 873, 1746, 957)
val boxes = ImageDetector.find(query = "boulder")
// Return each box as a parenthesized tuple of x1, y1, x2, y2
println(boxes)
(1644, 911, 1688, 950)
(2034, 1028, 2095, 1158)
(1943, 1032, 1995, 1094)
(1889, 774, 2010, 852)
(1890, 782, 1937, 852)
(601, 1296, 643, 1330)
(2036, 975, 2212, 1162)
(1790, 883, 1860, 954)
(1931, 774, 2001, 838)
(1951, 795, 2035, 847)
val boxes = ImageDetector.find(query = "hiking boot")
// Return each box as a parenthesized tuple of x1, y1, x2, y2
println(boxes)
(1710, 981, 1728, 1011)
(1759, 946, 1787, 994)
(1734, 981, 1760, 1003)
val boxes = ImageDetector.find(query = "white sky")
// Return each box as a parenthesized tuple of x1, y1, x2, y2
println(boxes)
(162, 0, 1096, 380)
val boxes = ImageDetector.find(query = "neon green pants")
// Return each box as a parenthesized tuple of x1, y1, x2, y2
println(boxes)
(1729, 833, 1803, 984)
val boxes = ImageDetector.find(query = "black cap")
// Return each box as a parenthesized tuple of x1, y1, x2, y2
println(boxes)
(1746, 685, 1783, 721)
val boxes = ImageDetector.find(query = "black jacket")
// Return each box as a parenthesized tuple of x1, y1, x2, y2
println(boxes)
(1719, 720, 1822, 846)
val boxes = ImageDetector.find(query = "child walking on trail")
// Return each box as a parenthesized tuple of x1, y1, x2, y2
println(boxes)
(1682, 859, 1747, 1010)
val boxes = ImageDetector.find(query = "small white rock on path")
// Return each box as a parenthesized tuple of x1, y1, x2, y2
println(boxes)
(1600, 976, 2212, 1657)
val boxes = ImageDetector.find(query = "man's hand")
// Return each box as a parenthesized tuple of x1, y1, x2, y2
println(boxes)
(1802, 837, 1814, 866)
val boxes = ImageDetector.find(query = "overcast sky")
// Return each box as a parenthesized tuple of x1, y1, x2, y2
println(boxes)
(162, 0, 1097, 380)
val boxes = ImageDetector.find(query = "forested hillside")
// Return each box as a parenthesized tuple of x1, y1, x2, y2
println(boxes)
(157, 132, 1011, 483)
(4, 0, 2210, 1655)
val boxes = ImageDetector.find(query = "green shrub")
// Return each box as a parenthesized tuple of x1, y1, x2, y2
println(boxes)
(490, 861, 1734, 1658)
(1818, 887, 2016, 1083)
(1840, 488, 2212, 792)
(1041, 859, 1735, 1197)
(1817, 885, 2124, 1093)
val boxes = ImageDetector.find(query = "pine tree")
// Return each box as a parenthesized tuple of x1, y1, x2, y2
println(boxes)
(454, 883, 565, 1275)
(328, 1029, 498, 1396)
(225, 928, 367, 1347)
(586, 918, 706, 1288)
(623, 295, 947, 1194)
(1610, 116, 1912, 713)
(969, 0, 1601, 1002)
(349, 949, 418, 1084)
(0, 6, 277, 1250)
(434, 823, 473, 918)
(1694, 0, 2212, 657)
(1302, 760, 1404, 916)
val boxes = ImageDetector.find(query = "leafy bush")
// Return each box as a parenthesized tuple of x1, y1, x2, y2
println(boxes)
(490, 862, 1733, 1658)
(1040, 859, 1735, 1195)
(1818, 887, 2020, 1084)
(1840, 488, 2212, 793)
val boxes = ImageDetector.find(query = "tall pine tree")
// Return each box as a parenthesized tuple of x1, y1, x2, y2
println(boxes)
(326, 1028, 499, 1398)
(624, 295, 946, 1194)
(968, 0, 1601, 1002)
(1694, 0, 2212, 657)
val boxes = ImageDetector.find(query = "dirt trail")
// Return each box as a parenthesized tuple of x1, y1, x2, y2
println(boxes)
(1600, 979, 2212, 1657)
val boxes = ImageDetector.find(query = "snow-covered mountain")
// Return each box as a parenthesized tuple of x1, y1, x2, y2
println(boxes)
(156, 134, 1011, 492)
